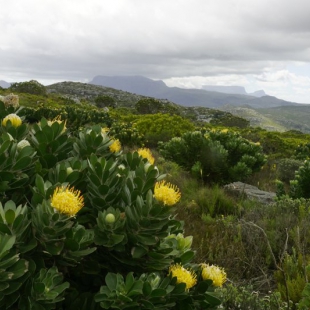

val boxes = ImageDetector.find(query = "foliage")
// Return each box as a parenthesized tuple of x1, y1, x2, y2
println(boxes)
(159, 129, 266, 184)
(276, 158, 302, 184)
(0, 104, 225, 309)
(295, 142, 310, 160)
(210, 114, 250, 129)
(133, 113, 195, 146)
(277, 160, 310, 199)
(274, 249, 310, 307)
(20, 105, 113, 131)
(94, 95, 116, 109)
(219, 284, 289, 310)
(109, 121, 145, 147)
(10, 80, 47, 96)
(135, 98, 179, 115)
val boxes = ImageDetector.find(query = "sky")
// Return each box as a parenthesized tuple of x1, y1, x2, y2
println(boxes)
(1, 0, 310, 103)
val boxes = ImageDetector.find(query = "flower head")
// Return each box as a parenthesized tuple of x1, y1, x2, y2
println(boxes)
(154, 180, 181, 206)
(2, 114, 22, 127)
(137, 148, 155, 165)
(200, 263, 227, 287)
(109, 139, 121, 153)
(47, 116, 66, 133)
(101, 127, 109, 135)
(169, 264, 197, 290)
(17, 139, 30, 150)
(50, 186, 84, 217)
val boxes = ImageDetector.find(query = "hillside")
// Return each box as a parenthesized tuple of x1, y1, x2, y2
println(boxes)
(45, 81, 249, 127)
(220, 104, 310, 133)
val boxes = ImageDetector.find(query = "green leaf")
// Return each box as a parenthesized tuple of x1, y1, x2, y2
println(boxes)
(131, 246, 148, 258)
(5, 210, 15, 225)
(105, 273, 118, 291)
(0, 235, 16, 257)
(34, 282, 45, 294)
(143, 282, 152, 297)
(12, 157, 32, 170)
(150, 288, 166, 298)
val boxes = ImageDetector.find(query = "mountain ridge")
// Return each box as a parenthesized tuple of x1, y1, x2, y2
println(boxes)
(90, 75, 298, 109)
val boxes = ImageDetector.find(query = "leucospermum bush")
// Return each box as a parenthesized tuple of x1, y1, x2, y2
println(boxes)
(0, 102, 225, 309)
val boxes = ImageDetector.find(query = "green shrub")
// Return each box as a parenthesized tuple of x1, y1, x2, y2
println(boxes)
(277, 158, 302, 184)
(10, 80, 47, 96)
(94, 95, 116, 109)
(0, 104, 225, 309)
(133, 113, 195, 146)
(159, 129, 266, 184)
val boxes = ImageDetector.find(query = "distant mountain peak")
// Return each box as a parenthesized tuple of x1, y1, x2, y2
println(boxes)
(0, 80, 10, 88)
(89, 75, 297, 109)
(202, 85, 266, 97)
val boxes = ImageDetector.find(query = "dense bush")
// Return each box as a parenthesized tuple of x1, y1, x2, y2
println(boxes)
(133, 113, 195, 146)
(94, 95, 116, 109)
(10, 80, 47, 96)
(159, 129, 266, 184)
(0, 102, 226, 309)
(135, 98, 179, 115)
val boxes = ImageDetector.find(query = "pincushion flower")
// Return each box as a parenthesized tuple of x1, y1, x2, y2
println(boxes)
(200, 263, 227, 287)
(47, 116, 67, 133)
(101, 127, 109, 135)
(50, 186, 84, 217)
(109, 139, 121, 153)
(169, 263, 197, 290)
(2, 114, 22, 127)
(154, 180, 181, 206)
(137, 148, 155, 165)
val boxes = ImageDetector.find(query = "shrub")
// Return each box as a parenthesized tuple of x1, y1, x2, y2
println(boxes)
(94, 95, 116, 108)
(133, 113, 195, 146)
(10, 80, 47, 96)
(277, 158, 302, 184)
(0, 104, 225, 309)
(159, 129, 266, 184)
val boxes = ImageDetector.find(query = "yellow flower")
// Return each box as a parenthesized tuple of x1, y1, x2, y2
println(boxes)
(47, 116, 67, 133)
(101, 127, 109, 134)
(154, 180, 181, 206)
(200, 263, 227, 287)
(169, 263, 197, 290)
(221, 129, 228, 133)
(50, 186, 84, 217)
(109, 139, 121, 153)
(137, 148, 155, 165)
(2, 114, 22, 127)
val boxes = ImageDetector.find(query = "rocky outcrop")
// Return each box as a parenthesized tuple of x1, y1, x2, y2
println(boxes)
(224, 182, 276, 205)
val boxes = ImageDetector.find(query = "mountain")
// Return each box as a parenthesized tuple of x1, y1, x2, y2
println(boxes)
(201, 85, 266, 97)
(0, 80, 10, 88)
(47, 80, 310, 133)
(90, 75, 297, 109)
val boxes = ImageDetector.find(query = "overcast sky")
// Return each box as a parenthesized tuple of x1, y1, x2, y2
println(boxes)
(1, 0, 310, 103)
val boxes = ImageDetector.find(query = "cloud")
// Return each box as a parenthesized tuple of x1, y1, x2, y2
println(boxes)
(1, 0, 310, 102)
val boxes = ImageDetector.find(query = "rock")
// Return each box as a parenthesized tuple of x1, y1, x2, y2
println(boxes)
(224, 182, 276, 205)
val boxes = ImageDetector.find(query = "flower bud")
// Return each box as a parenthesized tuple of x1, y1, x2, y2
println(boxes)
(105, 213, 116, 224)
(66, 167, 73, 175)
(17, 139, 30, 150)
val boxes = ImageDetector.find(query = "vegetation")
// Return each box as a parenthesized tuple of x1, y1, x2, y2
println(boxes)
(1, 81, 310, 308)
